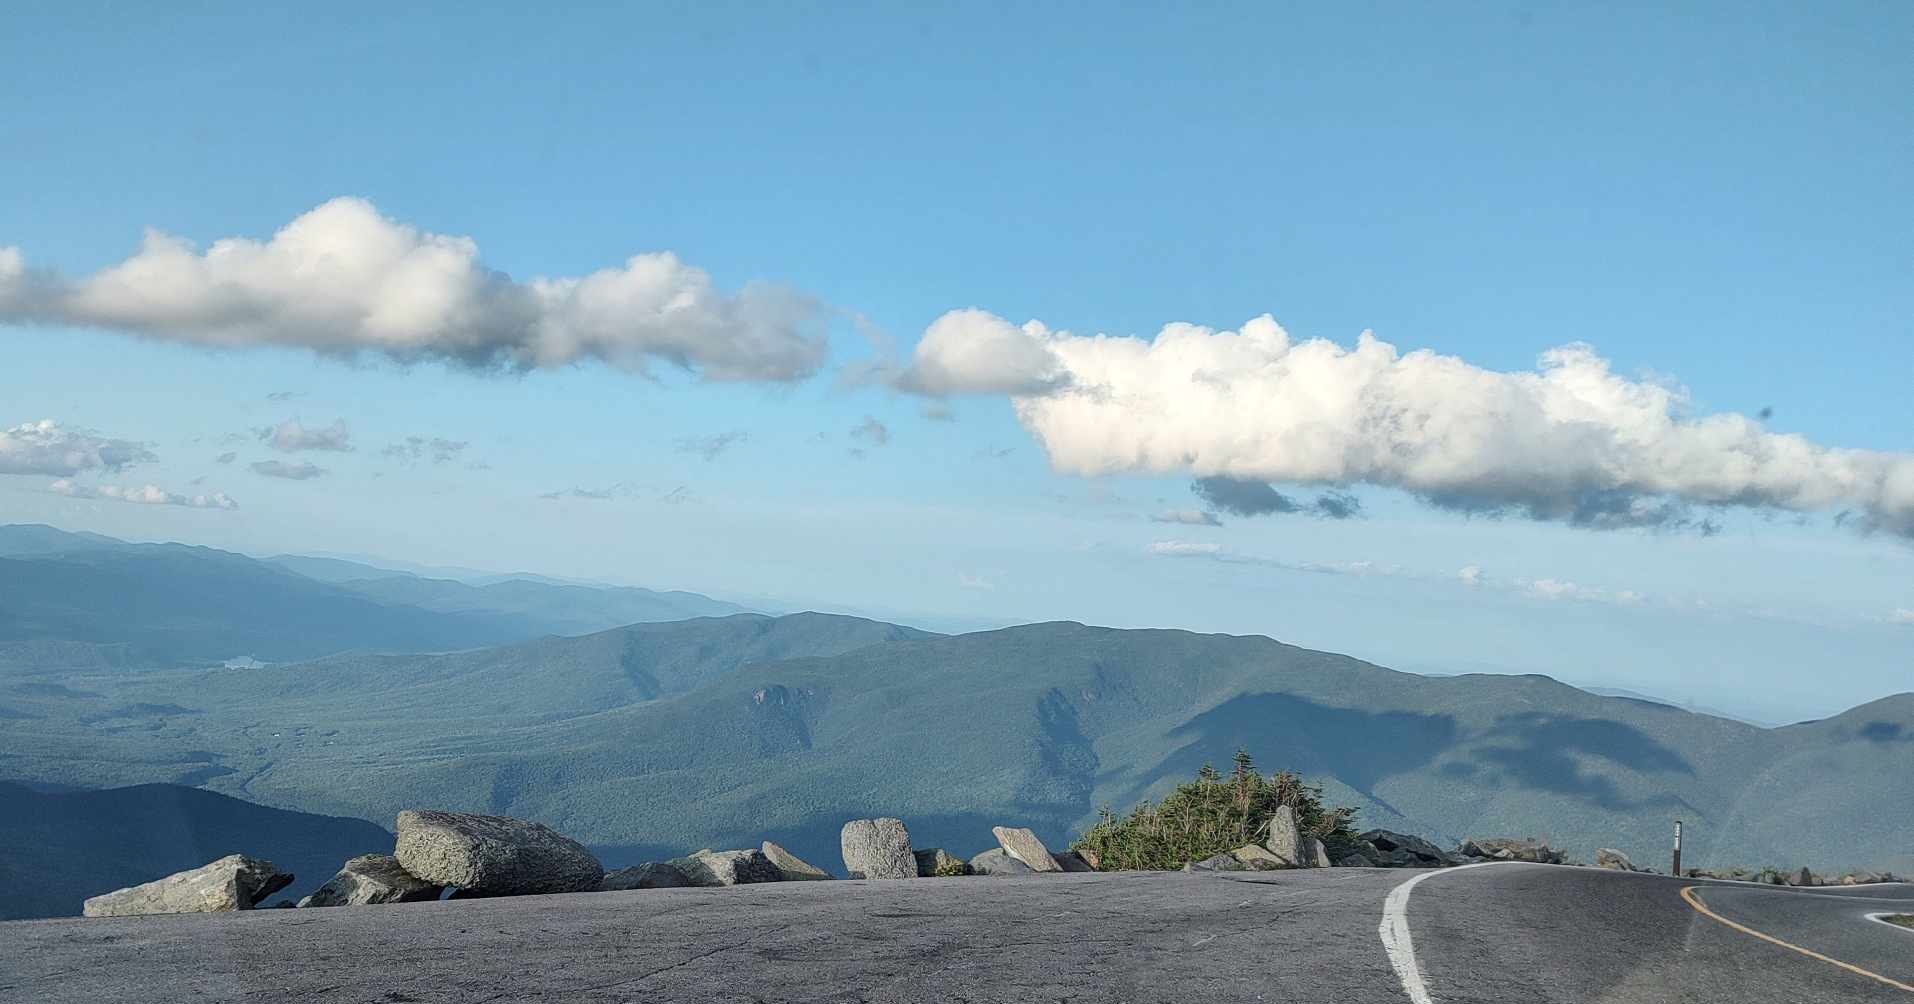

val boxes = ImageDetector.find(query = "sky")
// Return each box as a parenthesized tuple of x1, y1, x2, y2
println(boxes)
(2, 3, 1910, 722)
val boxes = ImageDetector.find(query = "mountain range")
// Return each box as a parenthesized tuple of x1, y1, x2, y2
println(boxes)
(2, 523, 1910, 919)
(0, 524, 749, 665)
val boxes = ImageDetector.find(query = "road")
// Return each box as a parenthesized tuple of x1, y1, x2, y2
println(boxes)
(0, 864, 1907, 1002)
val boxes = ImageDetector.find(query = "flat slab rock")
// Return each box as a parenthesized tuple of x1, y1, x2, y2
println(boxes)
(670, 849, 780, 887)
(841, 818, 916, 880)
(84, 854, 293, 917)
(992, 826, 1061, 872)
(969, 848, 1035, 876)
(300, 854, 443, 907)
(598, 862, 692, 891)
(761, 842, 833, 881)
(395, 810, 603, 896)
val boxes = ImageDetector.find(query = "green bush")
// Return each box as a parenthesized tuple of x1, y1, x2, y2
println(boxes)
(933, 857, 970, 877)
(1070, 748, 1359, 871)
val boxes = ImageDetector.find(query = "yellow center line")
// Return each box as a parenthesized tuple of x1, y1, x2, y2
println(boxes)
(1680, 885, 1914, 995)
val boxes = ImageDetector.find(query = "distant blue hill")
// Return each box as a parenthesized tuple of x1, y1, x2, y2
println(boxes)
(0, 782, 393, 919)
(0, 524, 754, 666)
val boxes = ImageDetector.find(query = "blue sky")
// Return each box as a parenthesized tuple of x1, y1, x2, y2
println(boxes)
(2, 3, 1910, 721)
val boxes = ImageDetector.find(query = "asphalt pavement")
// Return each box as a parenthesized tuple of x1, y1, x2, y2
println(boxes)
(0, 864, 1907, 1003)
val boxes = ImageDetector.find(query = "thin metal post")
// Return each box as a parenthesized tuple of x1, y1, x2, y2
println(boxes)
(1672, 819, 1683, 876)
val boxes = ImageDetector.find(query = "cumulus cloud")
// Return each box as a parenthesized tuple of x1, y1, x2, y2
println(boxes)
(257, 418, 352, 452)
(251, 459, 326, 480)
(1151, 508, 1223, 527)
(897, 309, 1069, 395)
(1458, 564, 1485, 587)
(905, 310, 1914, 536)
(0, 197, 828, 381)
(676, 430, 747, 461)
(0, 419, 153, 476)
(382, 435, 468, 465)
(1891, 609, 1914, 625)
(49, 478, 236, 509)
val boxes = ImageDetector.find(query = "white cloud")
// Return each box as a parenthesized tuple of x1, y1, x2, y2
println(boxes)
(1891, 609, 1914, 625)
(0, 197, 828, 381)
(1458, 564, 1485, 587)
(1151, 509, 1223, 527)
(957, 572, 996, 590)
(1148, 539, 1401, 578)
(905, 310, 1914, 536)
(258, 418, 352, 452)
(1150, 539, 1222, 557)
(251, 459, 326, 480)
(49, 478, 236, 510)
(898, 309, 1068, 395)
(0, 419, 153, 476)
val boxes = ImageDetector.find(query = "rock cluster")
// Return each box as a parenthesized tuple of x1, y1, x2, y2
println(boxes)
(1456, 837, 1567, 865)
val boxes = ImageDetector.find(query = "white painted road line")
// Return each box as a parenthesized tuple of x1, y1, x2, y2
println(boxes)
(1379, 862, 1508, 1004)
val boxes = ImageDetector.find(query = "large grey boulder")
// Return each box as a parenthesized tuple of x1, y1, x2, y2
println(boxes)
(299, 854, 442, 907)
(841, 818, 916, 879)
(599, 862, 691, 891)
(84, 855, 292, 917)
(1183, 852, 1246, 873)
(991, 826, 1062, 872)
(1301, 836, 1332, 869)
(670, 848, 780, 887)
(1265, 805, 1303, 865)
(394, 809, 603, 896)
(914, 848, 968, 877)
(762, 842, 833, 881)
(968, 848, 1035, 876)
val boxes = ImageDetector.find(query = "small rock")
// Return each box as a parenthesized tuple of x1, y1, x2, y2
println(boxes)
(299, 854, 443, 907)
(761, 842, 833, 881)
(1265, 805, 1303, 865)
(670, 848, 781, 886)
(1361, 830, 1451, 865)
(1077, 848, 1102, 870)
(840, 818, 916, 880)
(1230, 844, 1288, 870)
(1183, 852, 1246, 873)
(992, 826, 1062, 872)
(1054, 850, 1097, 873)
(1594, 848, 1640, 873)
(914, 848, 968, 877)
(1336, 853, 1372, 868)
(968, 848, 1035, 876)
(394, 809, 604, 896)
(1786, 867, 1816, 887)
(1302, 836, 1332, 869)
(84, 855, 293, 917)
(598, 862, 691, 891)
